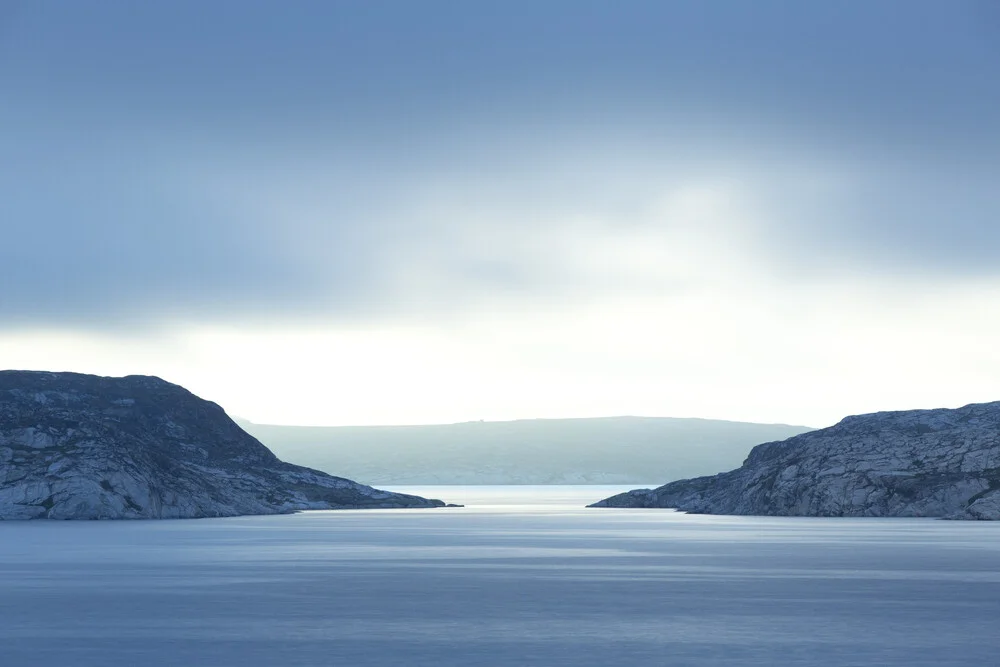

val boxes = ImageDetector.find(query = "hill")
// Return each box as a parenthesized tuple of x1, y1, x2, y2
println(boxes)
(238, 416, 813, 485)
(592, 401, 1000, 520)
(0, 371, 443, 519)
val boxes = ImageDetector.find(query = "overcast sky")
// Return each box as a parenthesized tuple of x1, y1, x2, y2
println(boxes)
(2, 1, 999, 427)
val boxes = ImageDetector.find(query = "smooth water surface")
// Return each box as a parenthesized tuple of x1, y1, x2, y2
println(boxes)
(386, 483, 652, 507)
(2, 485, 999, 666)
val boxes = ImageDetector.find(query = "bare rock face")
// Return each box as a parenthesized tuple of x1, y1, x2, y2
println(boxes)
(0, 371, 444, 519)
(591, 401, 1000, 520)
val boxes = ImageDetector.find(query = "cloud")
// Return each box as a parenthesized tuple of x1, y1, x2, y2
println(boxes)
(1, 0, 998, 334)
(1, 112, 998, 334)
(3, 1, 999, 427)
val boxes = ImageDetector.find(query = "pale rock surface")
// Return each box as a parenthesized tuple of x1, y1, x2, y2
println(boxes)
(0, 371, 443, 519)
(591, 401, 1000, 520)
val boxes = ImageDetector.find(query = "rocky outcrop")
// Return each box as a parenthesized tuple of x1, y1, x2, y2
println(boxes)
(0, 371, 444, 519)
(590, 401, 1000, 520)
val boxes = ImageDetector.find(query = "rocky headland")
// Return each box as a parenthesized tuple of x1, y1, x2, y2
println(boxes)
(0, 371, 444, 519)
(591, 401, 1000, 520)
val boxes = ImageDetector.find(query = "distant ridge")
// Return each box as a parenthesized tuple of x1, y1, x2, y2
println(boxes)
(237, 416, 813, 485)
(591, 401, 1000, 520)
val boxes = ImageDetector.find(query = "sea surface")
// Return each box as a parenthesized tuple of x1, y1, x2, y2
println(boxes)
(2, 485, 999, 666)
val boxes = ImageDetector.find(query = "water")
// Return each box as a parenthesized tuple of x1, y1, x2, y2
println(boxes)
(2, 485, 999, 666)
(386, 483, 651, 506)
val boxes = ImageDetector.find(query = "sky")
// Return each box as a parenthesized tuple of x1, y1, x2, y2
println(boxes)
(1, 0, 999, 428)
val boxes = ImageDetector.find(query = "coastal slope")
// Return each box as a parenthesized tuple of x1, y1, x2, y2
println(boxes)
(591, 401, 1000, 520)
(0, 371, 443, 519)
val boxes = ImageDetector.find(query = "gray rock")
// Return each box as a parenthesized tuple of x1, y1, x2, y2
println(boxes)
(0, 371, 444, 519)
(590, 401, 1000, 520)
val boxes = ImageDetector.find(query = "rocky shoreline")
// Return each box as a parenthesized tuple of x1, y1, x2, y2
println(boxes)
(0, 371, 444, 519)
(591, 401, 1000, 520)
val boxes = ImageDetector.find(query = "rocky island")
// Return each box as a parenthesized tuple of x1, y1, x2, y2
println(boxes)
(0, 371, 444, 519)
(591, 401, 1000, 520)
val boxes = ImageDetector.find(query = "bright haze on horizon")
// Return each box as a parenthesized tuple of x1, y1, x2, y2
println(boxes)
(1, 1, 998, 428)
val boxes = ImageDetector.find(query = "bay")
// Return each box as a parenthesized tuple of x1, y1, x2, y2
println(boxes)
(1, 485, 998, 666)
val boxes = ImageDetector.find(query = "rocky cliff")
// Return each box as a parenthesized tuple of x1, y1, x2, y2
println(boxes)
(0, 371, 444, 519)
(591, 401, 1000, 520)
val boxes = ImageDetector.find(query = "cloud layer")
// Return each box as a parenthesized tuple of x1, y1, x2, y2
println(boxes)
(1, 2, 998, 424)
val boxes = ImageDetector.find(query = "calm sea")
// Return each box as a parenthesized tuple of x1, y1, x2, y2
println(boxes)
(1, 485, 998, 666)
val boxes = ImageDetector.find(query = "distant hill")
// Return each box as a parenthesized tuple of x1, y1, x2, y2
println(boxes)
(236, 416, 814, 485)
